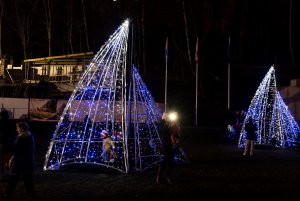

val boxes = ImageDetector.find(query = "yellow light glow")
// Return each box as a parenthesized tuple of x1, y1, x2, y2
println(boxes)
(169, 112, 178, 122)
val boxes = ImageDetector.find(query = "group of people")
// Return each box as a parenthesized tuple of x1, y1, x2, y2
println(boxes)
(0, 110, 183, 201)
(98, 111, 185, 185)
(0, 111, 35, 201)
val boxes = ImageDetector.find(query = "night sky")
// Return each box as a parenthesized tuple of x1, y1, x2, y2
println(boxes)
(1, 0, 300, 125)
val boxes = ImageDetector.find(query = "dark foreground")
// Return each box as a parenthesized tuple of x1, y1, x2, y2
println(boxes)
(1, 125, 300, 201)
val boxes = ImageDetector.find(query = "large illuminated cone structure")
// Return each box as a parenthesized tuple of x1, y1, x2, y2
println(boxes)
(44, 20, 130, 172)
(44, 20, 186, 173)
(239, 66, 300, 148)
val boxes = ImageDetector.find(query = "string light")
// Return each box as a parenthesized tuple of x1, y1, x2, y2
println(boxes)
(44, 20, 186, 173)
(44, 19, 130, 173)
(131, 66, 164, 171)
(238, 66, 300, 148)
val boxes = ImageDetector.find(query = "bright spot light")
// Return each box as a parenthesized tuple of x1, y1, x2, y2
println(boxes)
(169, 112, 178, 122)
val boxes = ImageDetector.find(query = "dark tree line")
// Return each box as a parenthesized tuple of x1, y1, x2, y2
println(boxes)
(0, 0, 298, 125)
(0, 0, 296, 77)
(0, 0, 125, 64)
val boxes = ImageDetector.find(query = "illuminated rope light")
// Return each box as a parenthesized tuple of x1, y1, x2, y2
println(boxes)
(44, 19, 130, 173)
(44, 20, 184, 173)
(132, 66, 163, 171)
(239, 66, 300, 148)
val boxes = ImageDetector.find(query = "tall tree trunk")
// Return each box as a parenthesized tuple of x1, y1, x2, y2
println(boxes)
(14, 0, 38, 80)
(182, 0, 193, 74)
(0, 0, 3, 59)
(289, 0, 294, 68)
(82, 0, 89, 51)
(141, 0, 146, 75)
(43, 0, 52, 57)
(67, 0, 74, 53)
(15, 5, 28, 59)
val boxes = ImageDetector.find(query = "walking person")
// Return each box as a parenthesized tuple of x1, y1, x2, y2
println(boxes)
(243, 117, 257, 156)
(0, 110, 16, 182)
(156, 113, 174, 184)
(4, 121, 35, 201)
(169, 120, 190, 163)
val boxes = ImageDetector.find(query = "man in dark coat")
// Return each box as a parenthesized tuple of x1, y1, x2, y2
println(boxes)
(4, 121, 35, 201)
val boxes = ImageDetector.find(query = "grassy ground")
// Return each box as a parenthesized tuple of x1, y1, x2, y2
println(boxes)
(1, 125, 300, 201)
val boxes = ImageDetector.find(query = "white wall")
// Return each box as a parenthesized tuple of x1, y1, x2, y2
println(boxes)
(0, 97, 29, 119)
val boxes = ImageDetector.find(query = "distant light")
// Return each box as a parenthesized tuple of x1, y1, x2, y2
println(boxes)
(169, 112, 178, 122)
(113, 0, 117, 1)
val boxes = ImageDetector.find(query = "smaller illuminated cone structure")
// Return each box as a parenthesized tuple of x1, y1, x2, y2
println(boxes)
(239, 66, 300, 148)
(130, 66, 163, 171)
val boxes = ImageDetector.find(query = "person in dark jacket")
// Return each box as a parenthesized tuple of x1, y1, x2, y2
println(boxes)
(243, 117, 257, 156)
(0, 110, 16, 181)
(156, 113, 174, 184)
(4, 121, 35, 201)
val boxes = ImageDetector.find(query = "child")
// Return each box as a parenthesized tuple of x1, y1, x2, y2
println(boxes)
(101, 130, 115, 162)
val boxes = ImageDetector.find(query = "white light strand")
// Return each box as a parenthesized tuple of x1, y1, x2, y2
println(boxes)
(238, 66, 300, 148)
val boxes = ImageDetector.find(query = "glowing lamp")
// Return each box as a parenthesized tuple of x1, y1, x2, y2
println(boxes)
(169, 112, 178, 122)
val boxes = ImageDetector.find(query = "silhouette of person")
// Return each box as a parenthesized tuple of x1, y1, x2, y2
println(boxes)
(169, 120, 189, 163)
(243, 117, 257, 156)
(156, 113, 174, 184)
(225, 108, 238, 143)
(0, 110, 16, 181)
(4, 121, 35, 201)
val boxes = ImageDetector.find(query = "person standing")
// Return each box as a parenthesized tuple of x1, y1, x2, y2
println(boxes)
(0, 110, 16, 182)
(170, 120, 190, 163)
(170, 120, 181, 148)
(101, 130, 115, 163)
(4, 121, 35, 201)
(156, 113, 174, 184)
(243, 117, 257, 156)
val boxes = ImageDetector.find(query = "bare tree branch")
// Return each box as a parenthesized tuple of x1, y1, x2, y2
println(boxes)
(67, 0, 74, 53)
(42, 0, 52, 56)
(182, 0, 193, 74)
(15, 0, 39, 59)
